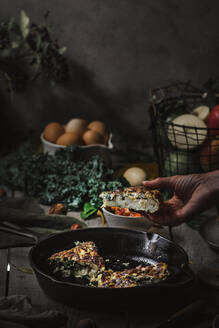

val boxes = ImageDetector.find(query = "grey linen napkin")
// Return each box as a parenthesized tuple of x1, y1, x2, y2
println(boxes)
(0, 197, 86, 249)
(0, 231, 35, 249)
(0, 198, 42, 249)
(0, 295, 68, 328)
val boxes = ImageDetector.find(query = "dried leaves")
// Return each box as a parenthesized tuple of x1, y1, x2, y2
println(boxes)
(0, 11, 69, 93)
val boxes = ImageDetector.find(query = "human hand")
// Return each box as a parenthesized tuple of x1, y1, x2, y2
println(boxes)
(142, 170, 219, 226)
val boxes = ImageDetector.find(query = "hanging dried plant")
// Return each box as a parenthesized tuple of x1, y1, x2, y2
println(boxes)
(0, 10, 69, 94)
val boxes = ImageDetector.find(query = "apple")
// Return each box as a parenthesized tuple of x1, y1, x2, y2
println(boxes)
(207, 104, 219, 135)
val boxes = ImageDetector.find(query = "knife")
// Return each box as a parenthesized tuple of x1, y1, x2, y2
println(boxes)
(156, 299, 207, 328)
(5, 247, 11, 297)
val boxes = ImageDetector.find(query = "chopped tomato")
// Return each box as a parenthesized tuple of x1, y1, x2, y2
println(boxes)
(129, 212, 142, 217)
(110, 207, 142, 217)
(70, 223, 82, 230)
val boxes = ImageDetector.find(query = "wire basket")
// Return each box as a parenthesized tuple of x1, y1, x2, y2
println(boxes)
(149, 81, 219, 177)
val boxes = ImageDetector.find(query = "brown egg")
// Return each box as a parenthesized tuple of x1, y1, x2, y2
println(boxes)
(43, 122, 65, 143)
(87, 121, 108, 141)
(65, 118, 87, 136)
(82, 130, 104, 145)
(56, 132, 82, 146)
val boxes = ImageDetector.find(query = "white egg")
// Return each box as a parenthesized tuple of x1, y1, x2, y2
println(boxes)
(123, 167, 147, 186)
(65, 118, 87, 136)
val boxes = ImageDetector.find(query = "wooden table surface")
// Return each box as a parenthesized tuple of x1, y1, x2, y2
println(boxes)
(1, 206, 219, 328)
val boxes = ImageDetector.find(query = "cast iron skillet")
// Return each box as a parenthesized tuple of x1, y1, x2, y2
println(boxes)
(28, 227, 194, 311)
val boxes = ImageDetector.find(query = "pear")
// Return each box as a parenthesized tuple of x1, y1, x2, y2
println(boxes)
(192, 105, 210, 122)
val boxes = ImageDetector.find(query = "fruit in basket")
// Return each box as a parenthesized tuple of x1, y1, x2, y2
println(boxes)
(157, 108, 189, 146)
(165, 106, 190, 123)
(65, 118, 87, 135)
(192, 105, 210, 122)
(168, 114, 207, 150)
(164, 150, 201, 176)
(43, 122, 65, 143)
(207, 105, 219, 135)
(56, 132, 83, 146)
(200, 139, 219, 172)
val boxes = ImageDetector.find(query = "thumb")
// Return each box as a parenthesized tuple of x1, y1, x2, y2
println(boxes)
(142, 177, 174, 191)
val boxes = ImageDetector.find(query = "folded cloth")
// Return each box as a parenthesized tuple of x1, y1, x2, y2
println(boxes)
(0, 197, 86, 249)
(0, 231, 35, 249)
(0, 319, 29, 328)
(0, 295, 68, 328)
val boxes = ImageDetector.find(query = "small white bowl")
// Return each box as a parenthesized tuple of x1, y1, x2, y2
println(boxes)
(40, 133, 113, 155)
(102, 207, 152, 231)
(40, 133, 113, 166)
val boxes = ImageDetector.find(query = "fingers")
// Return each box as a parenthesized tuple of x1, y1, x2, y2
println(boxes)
(146, 203, 178, 226)
(174, 199, 205, 222)
(143, 176, 200, 226)
(147, 213, 183, 226)
(142, 177, 174, 191)
(146, 198, 187, 226)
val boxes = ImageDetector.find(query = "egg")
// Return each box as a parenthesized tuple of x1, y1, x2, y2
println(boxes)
(65, 118, 87, 136)
(56, 132, 82, 146)
(43, 122, 65, 143)
(87, 121, 108, 142)
(82, 130, 104, 145)
(123, 167, 147, 186)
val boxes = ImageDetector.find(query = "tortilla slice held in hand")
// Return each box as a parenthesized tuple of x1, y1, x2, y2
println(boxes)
(100, 186, 162, 215)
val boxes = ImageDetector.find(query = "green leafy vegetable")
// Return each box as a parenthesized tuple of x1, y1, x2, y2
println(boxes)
(0, 142, 129, 217)
(80, 202, 98, 220)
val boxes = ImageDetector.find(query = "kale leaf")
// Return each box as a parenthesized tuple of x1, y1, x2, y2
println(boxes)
(0, 142, 129, 214)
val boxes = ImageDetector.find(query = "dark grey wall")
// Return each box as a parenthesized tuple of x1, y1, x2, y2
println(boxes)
(1, 0, 219, 147)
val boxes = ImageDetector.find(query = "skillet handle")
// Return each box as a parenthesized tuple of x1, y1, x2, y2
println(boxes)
(159, 267, 195, 288)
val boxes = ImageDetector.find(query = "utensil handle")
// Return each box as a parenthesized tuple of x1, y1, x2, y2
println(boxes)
(168, 226, 174, 241)
(5, 248, 11, 297)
